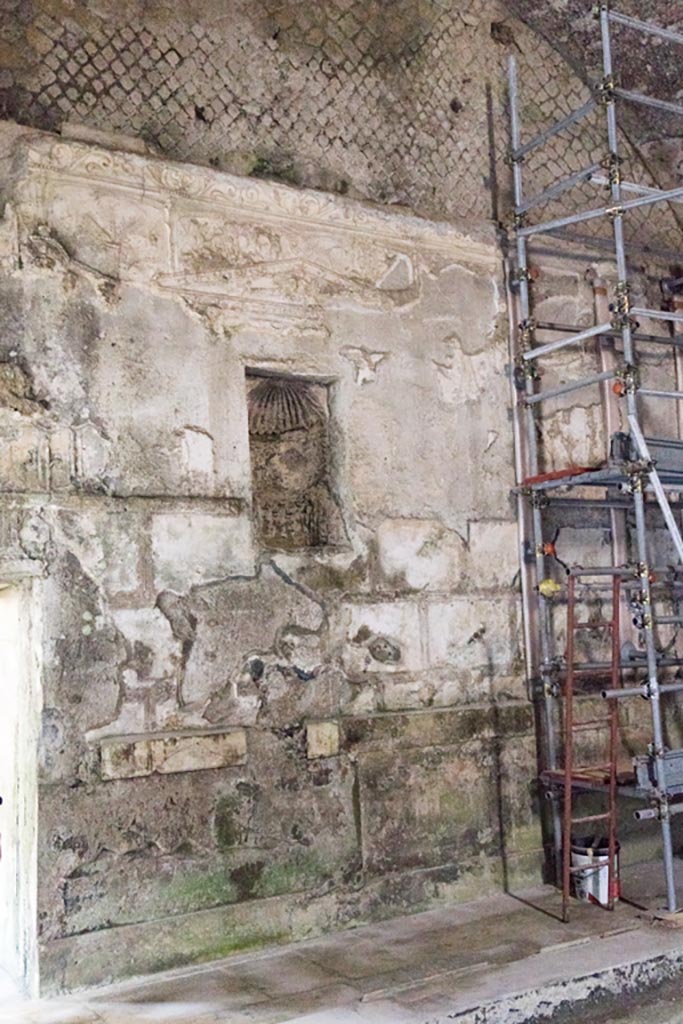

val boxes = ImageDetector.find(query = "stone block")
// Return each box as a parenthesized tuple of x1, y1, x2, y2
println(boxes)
(111, 606, 176, 679)
(306, 720, 340, 759)
(467, 519, 518, 589)
(0, 422, 49, 491)
(426, 595, 518, 672)
(55, 508, 142, 598)
(376, 517, 465, 591)
(357, 742, 498, 875)
(100, 728, 247, 780)
(340, 600, 424, 676)
(151, 512, 254, 591)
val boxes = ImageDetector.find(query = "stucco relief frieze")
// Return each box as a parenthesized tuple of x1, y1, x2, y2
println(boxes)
(21, 138, 498, 289)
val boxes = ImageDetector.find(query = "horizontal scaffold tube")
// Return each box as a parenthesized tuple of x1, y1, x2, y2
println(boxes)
(608, 9, 683, 47)
(635, 804, 683, 822)
(640, 389, 683, 400)
(632, 308, 683, 325)
(522, 321, 612, 361)
(519, 184, 683, 238)
(615, 87, 683, 119)
(535, 319, 683, 348)
(525, 369, 615, 404)
(602, 682, 683, 700)
(591, 175, 683, 203)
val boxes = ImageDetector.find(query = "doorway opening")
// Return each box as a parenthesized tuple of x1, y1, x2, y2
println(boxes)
(0, 582, 40, 997)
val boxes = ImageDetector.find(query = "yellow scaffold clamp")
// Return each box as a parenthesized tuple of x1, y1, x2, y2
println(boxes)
(538, 578, 562, 599)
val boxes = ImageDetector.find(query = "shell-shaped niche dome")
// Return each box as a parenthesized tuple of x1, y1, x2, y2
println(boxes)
(248, 377, 325, 436)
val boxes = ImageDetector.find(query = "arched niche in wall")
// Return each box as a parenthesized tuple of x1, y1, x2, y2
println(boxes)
(246, 373, 346, 551)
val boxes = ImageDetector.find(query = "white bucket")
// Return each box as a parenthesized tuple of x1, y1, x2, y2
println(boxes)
(571, 836, 620, 907)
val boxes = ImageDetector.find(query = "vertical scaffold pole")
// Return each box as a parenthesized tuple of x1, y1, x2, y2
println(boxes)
(508, 55, 563, 882)
(598, 4, 678, 913)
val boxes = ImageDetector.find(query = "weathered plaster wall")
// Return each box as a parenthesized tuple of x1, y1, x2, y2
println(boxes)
(0, 124, 538, 993)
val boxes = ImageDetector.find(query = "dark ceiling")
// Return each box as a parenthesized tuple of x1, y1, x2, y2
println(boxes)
(502, 0, 683, 149)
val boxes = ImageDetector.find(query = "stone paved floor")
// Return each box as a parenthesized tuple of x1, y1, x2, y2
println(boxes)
(2, 872, 682, 1024)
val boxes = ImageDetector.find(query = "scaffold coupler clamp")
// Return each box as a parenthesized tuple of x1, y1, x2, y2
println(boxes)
(593, 3, 610, 18)
(597, 73, 615, 105)
(636, 561, 656, 585)
(601, 151, 622, 186)
(612, 362, 639, 397)
(615, 280, 630, 311)
(625, 461, 651, 493)
(519, 316, 536, 345)
(513, 358, 539, 391)
(512, 266, 534, 290)
(511, 210, 527, 233)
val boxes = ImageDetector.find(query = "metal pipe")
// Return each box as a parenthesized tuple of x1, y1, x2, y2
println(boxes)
(546, 498, 634, 509)
(600, 4, 677, 912)
(506, 255, 538, 696)
(570, 566, 631, 577)
(673, 300, 683, 567)
(635, 804, 683, 822)
(632, 307, 683, 325)
(646, 437, 683, 450)
(519, 184, 683, 239)
(602, 682, 683, 700)
(628, 415, 683, 564)
(578, 655, 683, 669)
(608, 9, 683, 47)
(522, 321, 612, 361)
(509, 54, 563, 880)
(640, 389, 683, 400)
(516, 163, 602, 215)
(519, 202, 614, 238)
(539, 228, 683, 265)
(614, 87, 683, 119)
(512, 97, 596, 161)
(524, 369, 615, 404)
(591, 175, 683, 202)
(602, 685, 647, 699)
(534, 319, 683, 348)
(591, 273, 630, 653)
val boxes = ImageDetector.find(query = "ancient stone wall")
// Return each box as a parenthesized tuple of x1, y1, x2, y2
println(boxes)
(0, 124, 538, 992)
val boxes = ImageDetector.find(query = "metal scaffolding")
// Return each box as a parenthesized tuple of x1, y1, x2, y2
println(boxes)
(508, 4, 683, 916)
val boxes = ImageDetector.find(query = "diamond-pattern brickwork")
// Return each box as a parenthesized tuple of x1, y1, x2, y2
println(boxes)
(0, 0, 681, 250)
